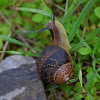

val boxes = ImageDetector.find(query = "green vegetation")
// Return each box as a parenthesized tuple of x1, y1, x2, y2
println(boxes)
(0, 0, 100, 100)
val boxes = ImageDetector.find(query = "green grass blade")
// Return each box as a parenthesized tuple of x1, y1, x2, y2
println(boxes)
(72, 42, 84, 51)
(96, 68, 100, 79)
(92, 59, 96, 71)
(40, 0, 52, 14)
(92, 36, 100, 54)
(61, 0, 68, 22)
(69, 0, 95, 42)
(79, 66, 82, 86)
(0, 35, 42, 52)
(61, 0, 82, 23)
(85, 73, 95, 100)
(17, 7, 51, 17)
(91, 37, 100, 71)
(55, 4, 65, 12)
(77, 33, 91, 48)
(0, 51, 23, 55)
(86, 28, 100, 41)
(0, 51, 40, 57)
(72, 33, 91, 51)
(87, 91, 92, 100)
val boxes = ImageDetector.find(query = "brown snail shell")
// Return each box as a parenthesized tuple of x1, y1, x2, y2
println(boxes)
(37, 44, 74, 84)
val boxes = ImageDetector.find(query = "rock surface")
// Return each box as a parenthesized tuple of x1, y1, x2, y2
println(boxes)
(0, 55, 46, 100)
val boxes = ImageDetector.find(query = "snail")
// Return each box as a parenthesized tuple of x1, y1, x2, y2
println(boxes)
(36, 15, 74, 84)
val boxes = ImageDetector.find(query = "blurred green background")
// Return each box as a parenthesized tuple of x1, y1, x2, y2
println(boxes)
(0, 0, 100, 100)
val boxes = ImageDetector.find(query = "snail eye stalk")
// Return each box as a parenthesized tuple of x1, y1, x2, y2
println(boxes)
(37, 27, 49, 33)
(53, 10, 57, 26)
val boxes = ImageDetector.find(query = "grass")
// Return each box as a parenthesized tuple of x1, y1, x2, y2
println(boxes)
(0, 0, 100, 100)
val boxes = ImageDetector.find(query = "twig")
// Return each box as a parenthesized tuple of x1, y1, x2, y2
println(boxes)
(17, 35, 36, 53)
(0, 1, 22, 62)
(96, 91, 100, 94)
(84, 61, 99, 68)
(0, 12, 11, 26)
(82, 10, 91, 39)
(82, 0, 94, 39)
(81, 85, 88, 96)
(16, 24, 24, 31)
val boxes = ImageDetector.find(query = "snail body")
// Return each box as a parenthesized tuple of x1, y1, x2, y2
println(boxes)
(37, 19, 74, 84)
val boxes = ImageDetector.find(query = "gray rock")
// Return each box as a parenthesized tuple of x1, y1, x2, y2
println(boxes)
(0, 55, 46, 100)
